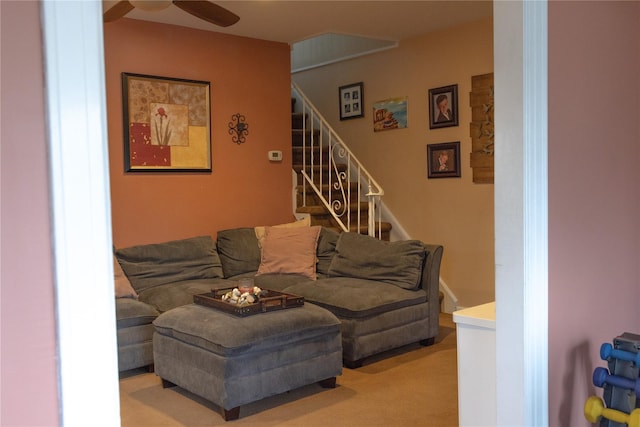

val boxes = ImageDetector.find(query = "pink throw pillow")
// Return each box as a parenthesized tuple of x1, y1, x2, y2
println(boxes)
(256, 226, 321, 280)
(114, 255, 138, 299)
(254, 216, 311, 249)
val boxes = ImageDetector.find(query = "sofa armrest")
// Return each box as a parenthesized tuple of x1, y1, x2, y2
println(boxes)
(422, 243, 444, 338)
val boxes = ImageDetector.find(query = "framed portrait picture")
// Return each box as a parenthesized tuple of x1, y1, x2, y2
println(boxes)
(428, 84, 458, 129)
(427, 141, 461, 179)
(339, 82, 364, 120)
(122, 72, 212, 172)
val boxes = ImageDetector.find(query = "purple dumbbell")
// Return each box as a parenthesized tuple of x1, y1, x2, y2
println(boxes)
(600, 343, 640, 366)
(593, 367, 640, 396)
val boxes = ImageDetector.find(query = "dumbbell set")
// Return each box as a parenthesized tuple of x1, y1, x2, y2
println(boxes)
(585, 333, 640, 427)
(584, 397, 640, 427)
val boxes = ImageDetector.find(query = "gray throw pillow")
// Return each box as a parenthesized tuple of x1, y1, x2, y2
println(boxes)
(316, 227, 339, 276)
(216, 228, 261, 277)
(327, 232, 426, 290)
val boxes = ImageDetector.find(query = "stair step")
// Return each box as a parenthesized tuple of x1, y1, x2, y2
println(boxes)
(302, 218, 392, 240)
(295, 173, 347, 186)
(294, 163, 348, 184)
(292, 129, 320, 146)
(292, 113, 306, 130)
(347, 222, 392, 234)
(297, 183, 361, 205)
(292, 147, 332, 165)
(297, 202, 370, 215)
(297, 182, 360, 193)
(293, 164, 347, 173)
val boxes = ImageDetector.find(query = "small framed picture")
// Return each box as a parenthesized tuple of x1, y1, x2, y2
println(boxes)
(372, 97, 408, 132)
(339, 82, 364, 120)
(427, 142, 461, 179)
(428, 84, 458, 129)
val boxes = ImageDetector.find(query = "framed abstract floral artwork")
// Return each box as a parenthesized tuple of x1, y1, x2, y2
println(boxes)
(122, 72, 211, 172)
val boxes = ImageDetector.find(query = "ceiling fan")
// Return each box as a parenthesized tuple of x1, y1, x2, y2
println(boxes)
(103, 1, 240, 27)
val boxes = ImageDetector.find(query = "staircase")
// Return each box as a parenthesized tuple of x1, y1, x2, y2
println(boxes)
(291, 83, 392, 240)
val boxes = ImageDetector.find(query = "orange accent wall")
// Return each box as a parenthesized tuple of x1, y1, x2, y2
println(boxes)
(104, 19, 294, 247)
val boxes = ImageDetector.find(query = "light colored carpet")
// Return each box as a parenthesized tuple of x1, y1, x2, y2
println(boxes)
(119, 313, 458, 426)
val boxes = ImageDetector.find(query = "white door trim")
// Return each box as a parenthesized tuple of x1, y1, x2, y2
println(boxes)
(494, 1, 549, 425)
(41, 2, 121, 425)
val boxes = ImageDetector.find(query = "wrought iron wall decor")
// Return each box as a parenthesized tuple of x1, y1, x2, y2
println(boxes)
(228, 113, 249, 144)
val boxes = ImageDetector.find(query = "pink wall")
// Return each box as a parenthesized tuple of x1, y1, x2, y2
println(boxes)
(0, 2, 60, 425)
(548, 1, 640, 425)
(104, 19, 294, 247)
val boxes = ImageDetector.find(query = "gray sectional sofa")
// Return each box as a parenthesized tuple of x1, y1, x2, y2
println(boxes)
(114, 226, 443, 371)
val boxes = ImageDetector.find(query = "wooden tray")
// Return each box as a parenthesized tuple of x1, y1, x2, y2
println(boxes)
(193, 289, 304, 317)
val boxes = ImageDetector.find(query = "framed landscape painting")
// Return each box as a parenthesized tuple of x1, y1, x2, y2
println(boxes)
(122, 72, 212, 172)
(372, 97, 408, 132)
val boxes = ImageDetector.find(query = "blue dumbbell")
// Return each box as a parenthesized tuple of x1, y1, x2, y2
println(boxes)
(593, 367, 640, 396)
(600, 343, 640, 366)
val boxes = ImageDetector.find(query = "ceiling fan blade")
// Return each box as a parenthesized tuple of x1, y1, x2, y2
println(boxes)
(173, 1, 240, 27)
(103, 0, 135, 22)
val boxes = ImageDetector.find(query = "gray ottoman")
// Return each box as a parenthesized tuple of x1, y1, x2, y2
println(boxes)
(153, 302, 343, 421)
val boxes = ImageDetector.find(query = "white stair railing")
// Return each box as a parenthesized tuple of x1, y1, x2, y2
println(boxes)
(292, 82, 384, 238)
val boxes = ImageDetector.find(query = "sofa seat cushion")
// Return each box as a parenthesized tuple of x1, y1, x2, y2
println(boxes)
(282, 277, 426, 319)
(115, 236, 223, 293)
(232, 273, 314, 292)
(153, 302, 341, 357)
(327, 232, 426, 290)
(115, 298, 159, 329)
(340, 302, 430, 337)
(138, 278, 231, 313)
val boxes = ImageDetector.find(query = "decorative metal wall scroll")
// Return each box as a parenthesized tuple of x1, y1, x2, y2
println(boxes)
(228, 113, 249, 144)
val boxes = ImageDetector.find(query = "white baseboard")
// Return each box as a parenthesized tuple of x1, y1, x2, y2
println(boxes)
(440, 278, 459, 314)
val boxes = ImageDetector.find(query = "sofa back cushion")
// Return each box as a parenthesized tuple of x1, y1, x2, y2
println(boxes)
(216, 228, 261, 277)
(316, 227, 339, 276)
(115, 236, 223, 293)
(327, 232, 426, 290)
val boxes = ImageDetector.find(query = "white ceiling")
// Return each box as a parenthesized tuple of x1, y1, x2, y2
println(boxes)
(103, 1, 493, 45)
